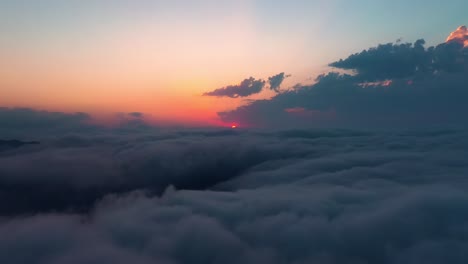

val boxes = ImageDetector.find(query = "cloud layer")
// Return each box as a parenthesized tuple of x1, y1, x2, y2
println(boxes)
(1, 128, 468, 263)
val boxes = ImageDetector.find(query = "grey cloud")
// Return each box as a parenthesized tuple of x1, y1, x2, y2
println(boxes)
(0, 108, 94, 138)
(203, 73, 289, 98)
(330, 38, 467, 80)
(1, 127, 468, 264)
(0, 140, 39, 152)
(329, 39, 431, 80)
(268, 72, 290, 92)
(0, 129, 311, 215)
(0, 108, 158, 138)
(114, 112, 152, 131)
(1, 129, 468, 263)
(203, 77, 266, 98)
(220, 37, 468, 129)
(128, 112, 144, 118)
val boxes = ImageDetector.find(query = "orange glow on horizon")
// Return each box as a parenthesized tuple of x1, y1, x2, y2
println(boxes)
(0, 0, 312, 126)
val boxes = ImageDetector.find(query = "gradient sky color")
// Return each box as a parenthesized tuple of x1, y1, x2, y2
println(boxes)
(1, 0, 467, 125)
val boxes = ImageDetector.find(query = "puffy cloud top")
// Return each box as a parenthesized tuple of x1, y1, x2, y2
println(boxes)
(219, 26, 468, 129)
(446, 25, 468, 47)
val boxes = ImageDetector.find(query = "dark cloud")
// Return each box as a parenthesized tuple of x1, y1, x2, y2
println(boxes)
(1, 129, 468, 263)
(220, 31, 468, 128)
(329, 39, 431, 80)
(114, 112, 152, 131)
(330, 36, 468, 78)
(268, 72, 290, 92)
(203, 77, 266, 98)
(0, 108, 94, 138)
(0, 129, 311, 215)
(0, 140, 39, 152)
(0, 108, 158, 138)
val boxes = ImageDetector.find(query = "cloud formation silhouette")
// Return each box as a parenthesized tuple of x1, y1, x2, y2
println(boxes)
(203, 73, 288, 98)
(268, 72, 290, 92)
(0, 108, 157, 138)
(203, 77, 266, 98)
(329, 39, 430, 80)
(0, 107, 93, 138)
(220, 27, 468, 128)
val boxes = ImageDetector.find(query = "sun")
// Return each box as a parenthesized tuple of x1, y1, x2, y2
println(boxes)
(231, 125, 237, 129)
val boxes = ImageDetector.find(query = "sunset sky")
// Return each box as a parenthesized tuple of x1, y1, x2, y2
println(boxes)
(1, 0, 467, 125)
(3, 2, 468, 262)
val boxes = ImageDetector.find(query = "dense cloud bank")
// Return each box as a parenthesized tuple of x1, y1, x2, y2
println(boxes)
(0, 108, 155, 139)
(1, 128, 468, 263)
(0, 108, 95, 138)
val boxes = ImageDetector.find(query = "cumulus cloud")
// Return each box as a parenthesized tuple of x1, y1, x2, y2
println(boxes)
(329, 39, 430, 80)
(268, 72, 290, 92)
(220, 27, 468, 128)
(203, 77, 266, 98)
(446, 25, 468, 47)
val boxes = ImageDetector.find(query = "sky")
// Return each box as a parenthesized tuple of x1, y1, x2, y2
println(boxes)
(1, 0, 467, 126)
